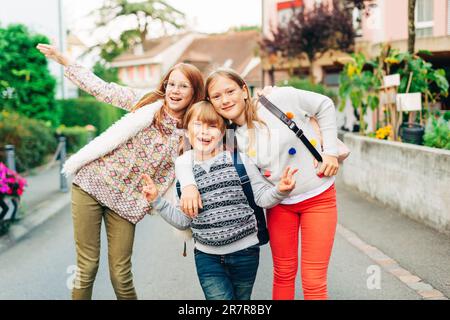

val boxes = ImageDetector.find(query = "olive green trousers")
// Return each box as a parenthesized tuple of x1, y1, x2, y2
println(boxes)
(71, 184, 137, 300)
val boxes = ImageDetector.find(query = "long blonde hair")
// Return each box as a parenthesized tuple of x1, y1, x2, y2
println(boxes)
(205, 68, 267, 152)
(131, 63, 205, 135)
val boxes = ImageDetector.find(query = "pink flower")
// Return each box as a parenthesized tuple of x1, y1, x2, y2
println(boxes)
(0, 162, 27, 197)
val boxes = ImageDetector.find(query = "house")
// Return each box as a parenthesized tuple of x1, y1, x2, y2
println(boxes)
(177, 30, 262, 93)
(111, 30, 262, 93)
(110, 33, 199, 90)
(262, 0, 450, 131)
(262, 0, 450, 91)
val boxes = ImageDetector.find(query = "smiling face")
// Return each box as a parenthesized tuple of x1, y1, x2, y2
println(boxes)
(207, 75, 248, 126)
(184, 101, 226, 158)
(164, 69, 195, 117)
(188, 117, 224, 156)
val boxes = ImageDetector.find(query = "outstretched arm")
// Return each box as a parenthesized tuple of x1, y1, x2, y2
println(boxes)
(36, 43, 145, 111)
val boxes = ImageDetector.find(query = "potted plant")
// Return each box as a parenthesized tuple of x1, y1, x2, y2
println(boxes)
(0, 162, 27, 224)
(338, 52, 381, 135)
(389, 50, 448, 145)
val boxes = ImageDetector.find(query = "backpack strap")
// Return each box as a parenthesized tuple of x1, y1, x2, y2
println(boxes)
(174, 149, 269, 246)
(232, 151, 269, 246)
(258, 95, 323, 163)
(176, 180, 181, 199)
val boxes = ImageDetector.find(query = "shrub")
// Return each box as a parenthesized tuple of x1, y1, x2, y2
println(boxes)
(58, 97, 126, 134)
(278, 77, 338, 104)
(424, 116, 450, 150)
(0, 111, 56, 172)
(56, 125, 92, 154)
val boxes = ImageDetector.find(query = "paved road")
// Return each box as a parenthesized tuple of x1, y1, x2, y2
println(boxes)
(0, 180, 448, 300)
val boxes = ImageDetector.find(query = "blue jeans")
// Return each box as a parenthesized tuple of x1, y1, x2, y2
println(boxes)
(194, 245, 260, 300)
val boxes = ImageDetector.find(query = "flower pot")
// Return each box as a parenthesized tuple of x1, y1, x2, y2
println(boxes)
(399, 123, 425, 145)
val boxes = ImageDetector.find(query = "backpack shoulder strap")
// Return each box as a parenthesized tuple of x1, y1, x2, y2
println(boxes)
(232, 150, 269, 245)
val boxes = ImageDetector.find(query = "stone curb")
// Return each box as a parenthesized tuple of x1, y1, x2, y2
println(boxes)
(337, 224, 449, 300)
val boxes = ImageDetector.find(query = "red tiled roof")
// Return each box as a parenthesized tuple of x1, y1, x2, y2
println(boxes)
(177, 30, 261, 77)
(113, 33, 187, 62)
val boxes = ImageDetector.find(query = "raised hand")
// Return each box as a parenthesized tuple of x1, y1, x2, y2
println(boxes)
(278, 166, 299, 193)
(141, 174, 159, 202)
(254, 86, 274, 98)
(36, 43, 72, 67)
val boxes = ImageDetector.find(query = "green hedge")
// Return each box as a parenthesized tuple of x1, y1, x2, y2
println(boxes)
(278, 77, 338, 104)
(0, 111, 56, 172)
(56, 125, 93, 154)
(58, 98, 127, 134)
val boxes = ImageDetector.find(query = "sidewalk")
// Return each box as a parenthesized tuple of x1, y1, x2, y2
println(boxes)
(0, 164, 71, 253)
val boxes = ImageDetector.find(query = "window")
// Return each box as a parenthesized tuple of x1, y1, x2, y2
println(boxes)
(138, 65, 146, 81)
(119, 68, 127, 83)
(416, 0, 434, 37)
(323, 72, 340, 87)
(277, 0, 303, 27)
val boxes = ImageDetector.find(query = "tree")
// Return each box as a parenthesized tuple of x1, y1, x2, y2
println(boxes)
(261, 0, 356, 84)
(0, 24, 59, 127)
(408, 0, 416, 53)
(343, 0, 375, 11)
(92, 0, 185, 61)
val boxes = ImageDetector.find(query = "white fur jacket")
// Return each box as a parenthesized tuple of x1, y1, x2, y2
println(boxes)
(62, 100, 163, 177)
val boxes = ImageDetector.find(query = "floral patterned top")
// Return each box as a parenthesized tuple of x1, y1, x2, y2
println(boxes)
(65, 64, 182, 224)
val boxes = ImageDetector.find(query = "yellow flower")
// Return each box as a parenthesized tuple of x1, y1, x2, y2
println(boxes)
(347, 64, 357, 77)
(384, 57, 400, 64)
(375, 125, 392, 139)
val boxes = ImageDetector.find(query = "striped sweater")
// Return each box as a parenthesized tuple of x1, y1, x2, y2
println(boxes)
(153, 150, 290, 255)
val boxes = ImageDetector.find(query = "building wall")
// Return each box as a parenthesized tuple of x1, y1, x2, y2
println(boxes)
(117, 64, 162, 90)
(264, 0, 449, 54)
(360, 0, 449, 43)
(341, 133, 450, 234)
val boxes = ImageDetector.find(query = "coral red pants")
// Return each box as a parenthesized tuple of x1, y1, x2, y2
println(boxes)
(266, 184, 337, 300)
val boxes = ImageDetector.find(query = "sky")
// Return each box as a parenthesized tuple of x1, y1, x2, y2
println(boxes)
(65, 0, 263, 46)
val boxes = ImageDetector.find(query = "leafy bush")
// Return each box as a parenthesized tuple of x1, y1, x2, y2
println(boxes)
(278, 77, 338, 104)
(58, 97, 126, 134)
(0, 24, 60, 127)
(423, 116, 450, 150)
(0, 111, 56, 172)
(56, 125, 92, 154)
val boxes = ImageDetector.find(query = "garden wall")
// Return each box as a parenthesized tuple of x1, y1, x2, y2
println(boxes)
(341, 133, 450, 234)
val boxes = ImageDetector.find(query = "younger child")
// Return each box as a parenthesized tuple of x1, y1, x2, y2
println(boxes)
(141, 101, 297, 300)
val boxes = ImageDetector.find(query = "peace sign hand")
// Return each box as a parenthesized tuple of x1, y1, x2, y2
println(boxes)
(277, 166, 299, 193)
(141, 174, 159, 202)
